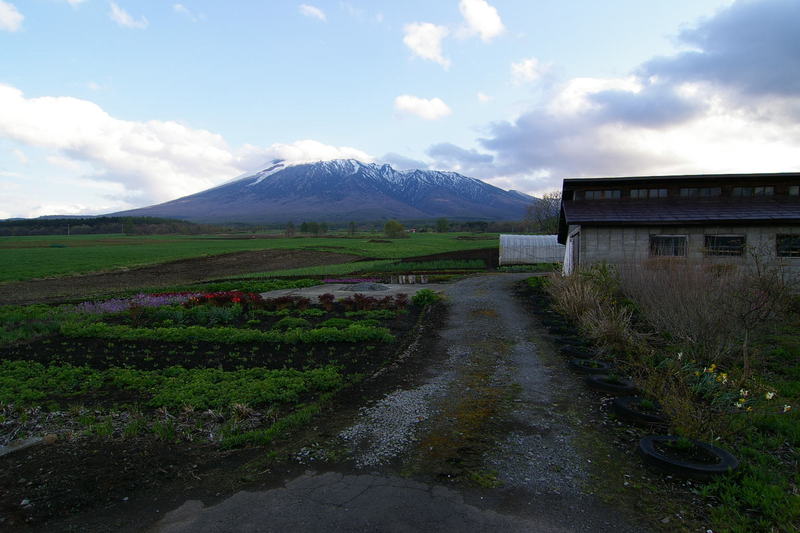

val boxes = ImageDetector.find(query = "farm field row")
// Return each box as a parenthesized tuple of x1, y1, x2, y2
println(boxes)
(0, 281, 442, 527)
(0, 233, 498, 283)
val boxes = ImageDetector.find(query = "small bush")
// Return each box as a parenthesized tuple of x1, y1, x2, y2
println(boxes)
(273, 317, 312, 330)
(412, 289, 441, 307)
(319, 318, 353, 329)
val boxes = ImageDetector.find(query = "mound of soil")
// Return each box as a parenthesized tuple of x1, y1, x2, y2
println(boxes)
(0, 250, 362, 306)
(400, 247, 499, 268)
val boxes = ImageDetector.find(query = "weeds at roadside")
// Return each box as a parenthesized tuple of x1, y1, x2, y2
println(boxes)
(542, 263, 800, 532)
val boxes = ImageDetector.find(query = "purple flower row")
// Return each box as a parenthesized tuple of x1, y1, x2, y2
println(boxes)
(73, 293, 203, 314)
(322, 278, 380, 284)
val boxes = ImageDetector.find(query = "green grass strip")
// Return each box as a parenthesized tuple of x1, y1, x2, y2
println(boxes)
(59, 322, 395, 344)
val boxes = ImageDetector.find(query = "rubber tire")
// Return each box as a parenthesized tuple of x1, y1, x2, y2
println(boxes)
(568, 359, 613, 374)
(584, 374, 638, 395)
(612, 396, 668, 426)
(547, 325, 574, 336)
(638, 435, 739, 479)
(552, 335, 591, 348)
(559, 345, 597, 359)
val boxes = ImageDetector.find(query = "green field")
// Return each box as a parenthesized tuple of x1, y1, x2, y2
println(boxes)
(0, 233, 498, 283)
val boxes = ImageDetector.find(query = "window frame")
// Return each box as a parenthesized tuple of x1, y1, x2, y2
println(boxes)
(649, 234, 688, 257)
(777, 234, 800, 258)
(680, 187, 722, 197)
(704, 234, 746, 256)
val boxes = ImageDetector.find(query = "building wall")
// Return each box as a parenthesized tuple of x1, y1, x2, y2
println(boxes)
(576, 224, 800, 273)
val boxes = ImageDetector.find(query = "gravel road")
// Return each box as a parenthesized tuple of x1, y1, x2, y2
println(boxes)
(152, 274, 652, 533)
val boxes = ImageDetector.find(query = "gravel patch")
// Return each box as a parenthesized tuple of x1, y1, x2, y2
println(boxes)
(337, 348, 464, 468)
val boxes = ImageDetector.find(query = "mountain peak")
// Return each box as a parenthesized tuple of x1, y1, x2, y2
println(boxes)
(111, 159, 535, 223)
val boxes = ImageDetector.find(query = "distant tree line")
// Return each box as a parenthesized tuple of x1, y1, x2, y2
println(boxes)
(298, 221, 329, 236)
(0, 217, 223, 236)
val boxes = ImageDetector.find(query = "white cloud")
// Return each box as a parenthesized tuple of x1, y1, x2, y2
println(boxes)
(548, 76, 642, 115)
(299, 4, 326, 22)
(459, 0, 504, 42)
(394, 94, 452, 120)
(0, 1, 23, 32)
(86, 81, 103, 91)
(255, 139, 372, 166)
(403, 22, 450, 69)
(109, 2, 148, 29)
(511, 57, 546, 85)
(0, 84, 374, 213)
(11, 148, 27, 164)
(65, 0, 87, 6)
(477, 91, 492, 102)
(173, 3, 199, 22)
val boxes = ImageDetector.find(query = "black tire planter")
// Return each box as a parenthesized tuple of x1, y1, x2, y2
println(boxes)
(559, 345, 597, 359)
(539, 315, 569, 325)
(546, 325, 574, 336)
(638, 435, 739, 479)
(568, 359, 613, 374)
(584, 374, 638, 395)
(612, 396, 668, 426)
(552, 335, 591, 348)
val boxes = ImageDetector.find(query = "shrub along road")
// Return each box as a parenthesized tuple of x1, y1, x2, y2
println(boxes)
(150, 274, 651, 533)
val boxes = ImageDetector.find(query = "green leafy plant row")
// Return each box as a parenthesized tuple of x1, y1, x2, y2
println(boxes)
(0, 360, 344, 410)
(60, 322, 395, 344)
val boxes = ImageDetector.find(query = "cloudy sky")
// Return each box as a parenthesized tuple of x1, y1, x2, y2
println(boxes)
(1, 0, 799, 218)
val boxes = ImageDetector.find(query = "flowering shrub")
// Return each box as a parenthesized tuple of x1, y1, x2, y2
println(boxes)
(186, 291, 262, 308)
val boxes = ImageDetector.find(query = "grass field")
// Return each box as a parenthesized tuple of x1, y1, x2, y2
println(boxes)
(0, 233, 498, 283)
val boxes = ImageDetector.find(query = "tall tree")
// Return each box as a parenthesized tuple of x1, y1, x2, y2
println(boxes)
(524, 191, 561, 234)
(383, 219, 406, 238)
(348, 221, 357, 236)
(435, 218, 449, 233)
(285, 221, 295, 237)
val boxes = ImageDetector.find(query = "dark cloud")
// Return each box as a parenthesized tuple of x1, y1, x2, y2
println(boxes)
(588, 83, 704, 127)
(642, 0, 800, 97)
(426, 142, 493, 165)
(425, 142, 496, 178)
(425, 0, 799, 186)
(478, 109, 678, 178)
(378, 152, 430, 170)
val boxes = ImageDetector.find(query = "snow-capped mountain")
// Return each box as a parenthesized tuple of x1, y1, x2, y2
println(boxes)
(111, 159, 536, 223)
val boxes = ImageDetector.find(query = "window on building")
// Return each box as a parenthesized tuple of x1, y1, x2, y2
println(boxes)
(680, 187, 722, 197)
(789, 186, 799, 196)
(777, 235, 800, 257)
(630, 188, 667, 199)
(584, 189, 621, 200)
(704, 235, 745, 256)
(650, 235, 688, 257)
(732, 186, 774, 197)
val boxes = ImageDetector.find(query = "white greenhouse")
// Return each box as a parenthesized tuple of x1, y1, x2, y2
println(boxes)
(498, 234, 566, 265)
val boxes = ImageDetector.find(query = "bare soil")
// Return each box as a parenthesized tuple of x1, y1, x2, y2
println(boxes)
(0, 250, 363, 305)
(398, 246, 499, 268)
(0, 303, 446, 532)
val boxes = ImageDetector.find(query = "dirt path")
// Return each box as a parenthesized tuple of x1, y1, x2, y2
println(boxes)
(150, 274, 652, 532)
(0, 250, 362, 305)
